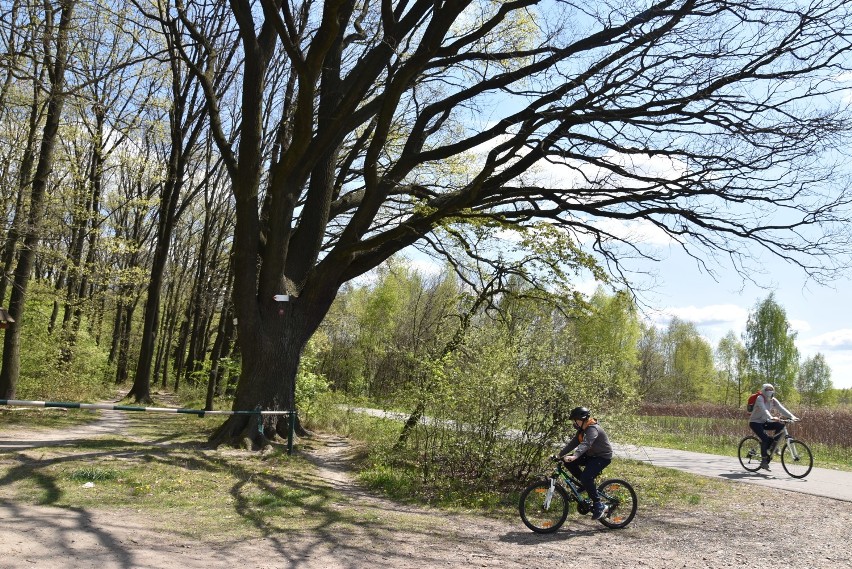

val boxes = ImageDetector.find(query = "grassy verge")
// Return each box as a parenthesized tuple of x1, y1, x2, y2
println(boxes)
(303, 396, 753, 519)
(0, 404, 389, 539)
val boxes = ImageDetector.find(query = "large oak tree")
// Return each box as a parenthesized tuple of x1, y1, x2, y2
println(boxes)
(167, 0, 852, 446)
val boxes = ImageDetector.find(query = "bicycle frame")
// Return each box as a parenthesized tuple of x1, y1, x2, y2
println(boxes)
(520, 458, 638, 532)
(769, 420, 802, 460)
(543, 463, 590, 510)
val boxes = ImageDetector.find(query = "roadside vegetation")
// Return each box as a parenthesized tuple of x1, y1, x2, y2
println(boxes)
(633, 403, 852, 470)
(0, 392, 783, 536)
(2, 258, 851, 529)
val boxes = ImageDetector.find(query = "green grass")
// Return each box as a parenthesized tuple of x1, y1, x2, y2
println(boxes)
(0, 405, 385, 539)
(0, 408, 102, 430)
(302, 396, 751, 519)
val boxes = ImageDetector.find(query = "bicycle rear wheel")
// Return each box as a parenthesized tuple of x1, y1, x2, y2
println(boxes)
(781, 440, 813, 479)
(519, 479, 570, 533)
(738, 436, 762, 472)
(597, 479, 637, 529)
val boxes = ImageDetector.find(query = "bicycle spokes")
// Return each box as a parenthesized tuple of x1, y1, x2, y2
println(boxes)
(596, 479, 637, 529)
(519, 480, 570, 533)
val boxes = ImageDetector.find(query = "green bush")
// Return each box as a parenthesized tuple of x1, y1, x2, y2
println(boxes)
(14, 284, 111, 402)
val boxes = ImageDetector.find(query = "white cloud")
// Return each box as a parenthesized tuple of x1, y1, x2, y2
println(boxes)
(584, 217, 675, 246)
(800, 329, 852, 352)
(789, 319, 812, 335)
(650, 304, 749, 330)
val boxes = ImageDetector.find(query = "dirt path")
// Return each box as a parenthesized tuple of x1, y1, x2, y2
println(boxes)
(1, 417, 850, 568)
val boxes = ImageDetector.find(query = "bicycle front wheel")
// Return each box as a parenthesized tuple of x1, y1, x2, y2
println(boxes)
(597, 479, 637, 529)
(519, 479, 570, 533)
(738, 436, 762, 472)
(781, 440, 813, 479)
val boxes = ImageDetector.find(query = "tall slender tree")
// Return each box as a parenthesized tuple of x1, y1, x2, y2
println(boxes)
(126, 0, 237, 403)
(0, 0, 77, 399)
(716, 331, 748, 406)
(743, 293, 800, 397)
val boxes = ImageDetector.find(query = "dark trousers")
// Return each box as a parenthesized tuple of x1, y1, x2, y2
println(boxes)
(749, 421, 783, 460)
(565, 455, 611, 502)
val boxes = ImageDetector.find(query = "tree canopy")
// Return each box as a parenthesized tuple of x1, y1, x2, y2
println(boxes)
(743, 293, 800, 396)
(158, 0, 852, 444)
(2, 0, 852, 446)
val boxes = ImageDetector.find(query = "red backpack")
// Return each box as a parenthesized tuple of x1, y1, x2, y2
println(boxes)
(746, 391, 762, 412)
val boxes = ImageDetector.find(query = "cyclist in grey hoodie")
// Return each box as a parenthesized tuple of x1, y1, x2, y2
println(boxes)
(556, 406, 613, 520)
(749, 383, 798, 471)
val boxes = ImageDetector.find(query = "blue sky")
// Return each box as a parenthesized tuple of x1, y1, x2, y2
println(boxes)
(510, 145, 852, 391)
(599, 243, 852, 391)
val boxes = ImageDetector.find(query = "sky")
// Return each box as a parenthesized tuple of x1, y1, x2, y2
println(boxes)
(395, 69, 852, 392)
(503, 136, 852, 391)
(625, 247, 852, 391)
(404, 202, 852, 390)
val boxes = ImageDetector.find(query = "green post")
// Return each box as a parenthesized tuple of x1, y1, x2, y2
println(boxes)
(287, 410, 295, 455)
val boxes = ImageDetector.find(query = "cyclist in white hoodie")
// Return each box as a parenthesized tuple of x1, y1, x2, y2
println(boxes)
(748, 383, 798, 471)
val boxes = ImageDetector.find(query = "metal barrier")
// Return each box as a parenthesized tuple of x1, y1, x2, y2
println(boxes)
(0, 399, 297, 454)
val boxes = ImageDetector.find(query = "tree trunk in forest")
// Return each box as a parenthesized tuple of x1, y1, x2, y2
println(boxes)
(183, 204, 221, 386)
(128, 235, 171, 402)
(206, 289, 234, 409)
(173, 318, 189, 391)
(108, 299, 123, 364)
(47, 273, 65, 335)
(0, 83, 41, 308)
(129, 173, 182, 403)
(115, 302, 136, 385)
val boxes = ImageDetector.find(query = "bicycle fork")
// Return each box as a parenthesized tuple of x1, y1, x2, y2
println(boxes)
(543, 478, 557, 509)
(786, 436, 802, 461)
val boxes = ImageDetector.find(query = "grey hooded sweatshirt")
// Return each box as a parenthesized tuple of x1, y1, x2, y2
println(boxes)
(749, 392, 797, 424)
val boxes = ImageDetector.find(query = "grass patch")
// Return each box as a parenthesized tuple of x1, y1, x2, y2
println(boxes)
(0, 406, 382, 539)
(0, 408, 102, 430)
(66, 466, 121, 482)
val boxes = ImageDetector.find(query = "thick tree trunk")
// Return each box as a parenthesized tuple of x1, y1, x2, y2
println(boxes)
(208, 326, 304, 448)
(208, 296, 324, 448)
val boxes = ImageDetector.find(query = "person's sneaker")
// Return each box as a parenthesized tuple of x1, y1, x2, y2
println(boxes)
(759, 459, 771, 471)
(591, 502, 607, 520)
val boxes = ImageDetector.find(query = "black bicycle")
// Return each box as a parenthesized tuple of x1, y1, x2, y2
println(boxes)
(738, 418, 813, 479)
(519, 457, 637, 533)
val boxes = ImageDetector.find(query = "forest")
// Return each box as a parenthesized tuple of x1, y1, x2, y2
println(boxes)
(1, 0, 852, 465)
